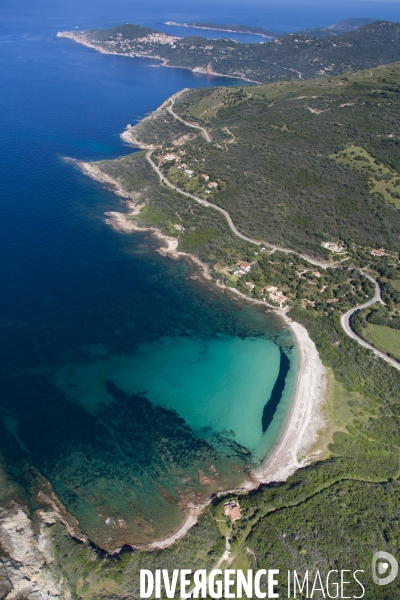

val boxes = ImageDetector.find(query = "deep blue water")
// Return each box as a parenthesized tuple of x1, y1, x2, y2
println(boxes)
(1, 0, 399, 550)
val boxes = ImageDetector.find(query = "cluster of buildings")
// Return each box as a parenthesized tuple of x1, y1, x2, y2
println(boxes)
(161, 154, 218, 187)
(89, 32, 181, 54)
(231, 261, 323, 306)
(136, 33, 180, 46)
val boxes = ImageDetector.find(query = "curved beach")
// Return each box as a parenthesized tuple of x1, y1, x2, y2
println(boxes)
(79, 160, 328, 486)
(131, 315, 327, 552)
(254, 317, 327, 483)
(75, 150, 328, 550)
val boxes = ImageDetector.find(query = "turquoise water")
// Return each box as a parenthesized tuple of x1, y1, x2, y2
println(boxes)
(0, 0, 313, 551)
(5, 0, 397, 553)
(54, 333, 297, 462)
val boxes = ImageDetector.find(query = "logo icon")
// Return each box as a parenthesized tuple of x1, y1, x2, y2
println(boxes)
(372, 551, 398, 586)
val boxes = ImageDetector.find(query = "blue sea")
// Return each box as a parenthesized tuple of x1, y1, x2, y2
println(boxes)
(1, 0, 399, 550)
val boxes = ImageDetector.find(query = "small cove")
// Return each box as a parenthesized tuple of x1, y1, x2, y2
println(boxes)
(0, 0, 301, 549)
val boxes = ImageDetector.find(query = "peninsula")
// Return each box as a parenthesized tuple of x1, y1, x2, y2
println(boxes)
(2, 22, 400, 600)
(165, 17, 377, 40)
(58, 20, 400, 84)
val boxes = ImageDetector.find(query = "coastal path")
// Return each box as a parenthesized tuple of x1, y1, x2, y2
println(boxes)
(341, 273, 400, 371)
(181, 537, 233, 599)
(146, 108, 400, 371)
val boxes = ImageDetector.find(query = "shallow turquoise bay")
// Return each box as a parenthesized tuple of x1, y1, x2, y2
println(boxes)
(55, 331, 298, 463)
(0, 1, 299, 548)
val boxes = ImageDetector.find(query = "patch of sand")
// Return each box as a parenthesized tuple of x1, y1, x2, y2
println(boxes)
(77, 158, 328, 551)
(254, 317, 327, 483)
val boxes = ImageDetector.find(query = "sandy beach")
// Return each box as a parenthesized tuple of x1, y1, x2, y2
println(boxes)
(137, 317, 327, 551)
(254, 317, 327, 483)
(77, 158, 328, 551)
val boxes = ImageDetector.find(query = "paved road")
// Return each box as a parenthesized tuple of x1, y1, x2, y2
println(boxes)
(149, 107, 400, 371)
(341, 273, 400, 371)
(146, 150, 335, 269)
(168, 98, 212, 142)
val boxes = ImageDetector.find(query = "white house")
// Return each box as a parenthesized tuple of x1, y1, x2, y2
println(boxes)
(239, 262, 251, 274)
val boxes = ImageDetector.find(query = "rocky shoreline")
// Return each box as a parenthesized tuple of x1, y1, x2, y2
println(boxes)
(0, 486, 86, 600)
(0, 503, 62, 600)
(1, 67, 327, 583)
(56, 31, 261, 84)
(73, 154, 327, 551)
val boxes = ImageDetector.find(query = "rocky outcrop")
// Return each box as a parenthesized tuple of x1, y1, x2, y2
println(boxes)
(0, 503, 66, 600)
(36, 486, 86, 544)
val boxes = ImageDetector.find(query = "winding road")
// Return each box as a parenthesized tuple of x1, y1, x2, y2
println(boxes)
(146, 102, 400, 371)
(168, 97, 212, 142)
(147, 150, 334, 269)
(341, 273, 400, 371)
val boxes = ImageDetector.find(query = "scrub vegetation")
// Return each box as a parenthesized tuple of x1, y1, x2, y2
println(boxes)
(42, 53, 400, 598)
(69, 21, 400, 85)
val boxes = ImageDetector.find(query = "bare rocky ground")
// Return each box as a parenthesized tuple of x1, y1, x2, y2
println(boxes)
(0, 503, 65, 600)
(0, 479, 87, 600)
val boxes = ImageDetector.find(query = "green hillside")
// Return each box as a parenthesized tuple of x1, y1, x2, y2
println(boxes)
(158, 64, 400, 256)
(47, 53, 400, 598)
(66, 20, 400, 84)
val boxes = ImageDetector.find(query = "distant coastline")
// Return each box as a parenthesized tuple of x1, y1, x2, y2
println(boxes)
(164, 21, 277, 40)
(56, 31, 262, 84)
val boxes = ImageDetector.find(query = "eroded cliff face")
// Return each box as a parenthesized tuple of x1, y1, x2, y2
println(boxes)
(0, 503, 67, 600)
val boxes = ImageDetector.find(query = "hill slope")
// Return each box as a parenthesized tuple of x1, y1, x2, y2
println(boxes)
(170, 17, 378, 40)
(59, 21, 400, 83)
(114, 63, 400, 258)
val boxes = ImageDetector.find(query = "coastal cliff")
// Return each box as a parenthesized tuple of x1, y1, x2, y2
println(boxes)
(0, 504, 66, 600)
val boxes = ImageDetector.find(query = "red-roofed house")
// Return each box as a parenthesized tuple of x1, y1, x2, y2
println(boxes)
(240, 262, 251, 274)
(223, 501, 242, 522)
